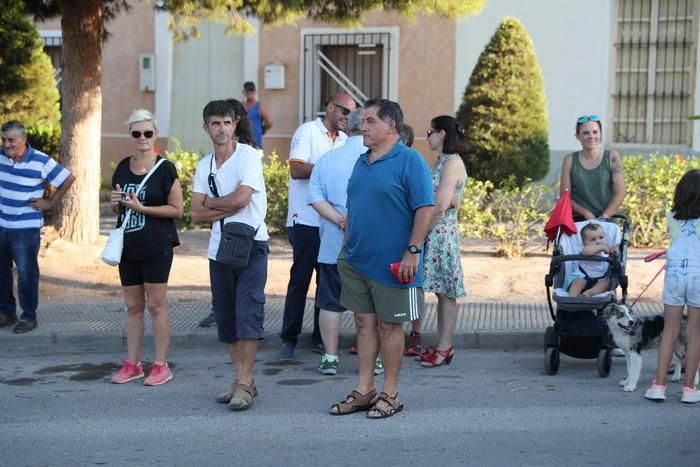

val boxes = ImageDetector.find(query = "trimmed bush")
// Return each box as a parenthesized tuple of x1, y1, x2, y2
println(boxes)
(457, 17, 549, 188)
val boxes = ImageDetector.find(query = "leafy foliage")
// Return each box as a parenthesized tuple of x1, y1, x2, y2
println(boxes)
(263, 151, 289, 234)
(458, 178, 495, 238)
(165, 140, 202, 229)
(485, 179, 552, 258)
(459, 177, 552, 258)
(0, 4, 60, 128)
(26, 124, 61, 160)
(161, 0, 487, 39)
(457, 17, 549, 188)
(622, 154, 700, 247)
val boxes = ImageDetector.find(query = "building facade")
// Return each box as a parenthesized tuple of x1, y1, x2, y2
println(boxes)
(38, 0, 700, 183)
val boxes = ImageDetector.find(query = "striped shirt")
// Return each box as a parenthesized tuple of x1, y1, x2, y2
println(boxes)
(0, 145, 71, 229)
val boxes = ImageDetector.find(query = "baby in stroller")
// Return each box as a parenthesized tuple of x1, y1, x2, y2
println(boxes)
(567, 223, 620, 298)
(552, 219, 625, 303)
(544, 218, 629, 376)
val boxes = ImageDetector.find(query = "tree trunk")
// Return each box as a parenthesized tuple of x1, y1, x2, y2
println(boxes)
(53, 0, 103, 244)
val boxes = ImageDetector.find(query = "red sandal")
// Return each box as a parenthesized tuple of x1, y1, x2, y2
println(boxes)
(420, 346, 454, 368)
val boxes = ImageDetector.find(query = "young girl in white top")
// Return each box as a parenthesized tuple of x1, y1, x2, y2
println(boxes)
(645, 169, 700, 403)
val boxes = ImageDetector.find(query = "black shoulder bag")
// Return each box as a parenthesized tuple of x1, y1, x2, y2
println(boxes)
(208, 156, 258, 270)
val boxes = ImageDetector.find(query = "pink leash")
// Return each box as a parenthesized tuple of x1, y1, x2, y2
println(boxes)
(630, 250, 666, 308)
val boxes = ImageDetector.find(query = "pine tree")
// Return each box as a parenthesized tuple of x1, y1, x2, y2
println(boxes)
(0, 5, 60, 129)
(457, 17, 549, 188)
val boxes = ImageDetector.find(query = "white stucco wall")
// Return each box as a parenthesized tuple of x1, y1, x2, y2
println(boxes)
(455, 0, 613, 154)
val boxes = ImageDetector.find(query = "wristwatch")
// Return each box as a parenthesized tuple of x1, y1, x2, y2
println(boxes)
(407, 244, 421, 254)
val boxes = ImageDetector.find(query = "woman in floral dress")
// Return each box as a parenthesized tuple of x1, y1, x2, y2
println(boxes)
(420, 115, 468, 367)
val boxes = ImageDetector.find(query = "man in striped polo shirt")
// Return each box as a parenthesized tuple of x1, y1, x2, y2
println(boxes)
(0, 120, 75, 333)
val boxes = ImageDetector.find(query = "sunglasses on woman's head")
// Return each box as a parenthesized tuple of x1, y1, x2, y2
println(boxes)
(131, 130, 154, 139)
(577, 115, 600, 124)
(426, 129, 440, 137)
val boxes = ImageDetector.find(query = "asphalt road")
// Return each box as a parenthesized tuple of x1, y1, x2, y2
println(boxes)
(0, 345, 697, 467)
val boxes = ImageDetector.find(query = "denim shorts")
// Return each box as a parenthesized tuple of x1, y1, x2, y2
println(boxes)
(663, 262, 700, 308)
(316, 263, 346, 313)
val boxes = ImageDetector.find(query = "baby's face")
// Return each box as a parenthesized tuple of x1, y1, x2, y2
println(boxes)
(583, 229, 606, 246)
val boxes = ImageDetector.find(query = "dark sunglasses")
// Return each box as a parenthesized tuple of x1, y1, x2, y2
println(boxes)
(577, 115, 600, 124)
(426, 129, 440, 137)
(131, 130, 154, 139)
(333, 102, 352, 116)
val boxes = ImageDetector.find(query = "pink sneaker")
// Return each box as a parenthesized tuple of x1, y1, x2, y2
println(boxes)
(144, 362, 173, 386)
(111, 360, 144, 384)
(644, 380, 666, 401)
(681, 385, 700, 404)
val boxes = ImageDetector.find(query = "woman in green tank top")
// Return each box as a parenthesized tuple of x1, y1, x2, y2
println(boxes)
(559, 115, 626, 221)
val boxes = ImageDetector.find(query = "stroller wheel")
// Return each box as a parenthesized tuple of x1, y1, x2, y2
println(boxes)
(544, 326, 557, 352)
(597, 348, 612, 377)
(545, 347, 560, 375)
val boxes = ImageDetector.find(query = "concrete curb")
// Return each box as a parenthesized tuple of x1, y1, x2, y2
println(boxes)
(0, 299, 661, 355)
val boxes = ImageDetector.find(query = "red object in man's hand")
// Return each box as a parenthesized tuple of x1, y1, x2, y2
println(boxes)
(390, 262, 411, 284)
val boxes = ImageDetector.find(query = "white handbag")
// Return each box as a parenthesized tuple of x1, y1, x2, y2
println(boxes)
(101, 158, 166, 266)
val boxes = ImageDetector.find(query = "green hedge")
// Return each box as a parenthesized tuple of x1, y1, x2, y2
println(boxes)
(622, 154, 700, 246)
(162, 143, 700, 253)
(456, 153, 700, 256)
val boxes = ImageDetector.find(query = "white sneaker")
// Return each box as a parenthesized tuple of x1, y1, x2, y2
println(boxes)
(644, 381, 666, 401)
(612, 347, 626, 357)
(681, 385, 700, 404)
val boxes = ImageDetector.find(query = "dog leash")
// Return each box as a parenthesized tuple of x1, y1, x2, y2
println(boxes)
(630, 250, 666, 308)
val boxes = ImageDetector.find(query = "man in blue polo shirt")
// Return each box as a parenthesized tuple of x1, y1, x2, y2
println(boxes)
(0, 120, 75, 334)
(329, 99, 434, 419)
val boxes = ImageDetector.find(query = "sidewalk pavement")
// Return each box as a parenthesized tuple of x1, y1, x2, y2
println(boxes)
(0, 298, 663, 354)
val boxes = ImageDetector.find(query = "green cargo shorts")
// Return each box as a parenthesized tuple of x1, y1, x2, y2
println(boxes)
(338, 256, 424, 323)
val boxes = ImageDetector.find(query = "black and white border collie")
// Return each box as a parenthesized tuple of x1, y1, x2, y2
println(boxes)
(602, 303, 698, 392)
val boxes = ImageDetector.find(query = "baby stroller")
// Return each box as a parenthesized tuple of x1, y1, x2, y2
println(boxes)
(544, 215, 630, 376)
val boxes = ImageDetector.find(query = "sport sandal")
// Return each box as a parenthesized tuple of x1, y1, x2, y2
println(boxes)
(329, 389, 377, 416)
(217, 380, 258, 404)
(228, 382, 257, 411)
(367, 391, 404, 419)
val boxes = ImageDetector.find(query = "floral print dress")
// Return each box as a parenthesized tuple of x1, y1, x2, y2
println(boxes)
(423, 153, 467, 298)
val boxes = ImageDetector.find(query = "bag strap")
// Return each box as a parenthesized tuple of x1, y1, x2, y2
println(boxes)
(121, 157, 167, 228)
(208, 154, 259, 235)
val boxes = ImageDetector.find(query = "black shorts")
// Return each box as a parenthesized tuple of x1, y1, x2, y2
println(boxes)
(316, 263, 346, 312)
(210, 241, 268, 342)
(118, 248, 174, 286)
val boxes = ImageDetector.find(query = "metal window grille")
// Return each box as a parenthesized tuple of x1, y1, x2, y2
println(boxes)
(613, 0, 697, 145)
(302, 33, 391, 122)
(41, 36, 63, 87)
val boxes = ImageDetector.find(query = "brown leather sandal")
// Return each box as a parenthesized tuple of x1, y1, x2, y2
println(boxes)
(366, 392, 403, 419)
(329, 388, 377, 416)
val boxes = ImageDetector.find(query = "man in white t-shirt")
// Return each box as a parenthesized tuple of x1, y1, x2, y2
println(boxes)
(276, 92, 357, 361)
(191, 100, 269, 411)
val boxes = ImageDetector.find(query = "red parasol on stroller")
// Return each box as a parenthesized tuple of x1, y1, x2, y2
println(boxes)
(544, 190, 577, 242)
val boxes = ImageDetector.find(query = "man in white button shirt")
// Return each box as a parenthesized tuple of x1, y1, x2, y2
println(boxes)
(276, 93, 357, 361)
